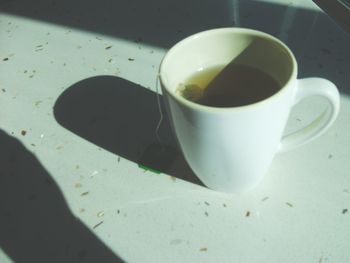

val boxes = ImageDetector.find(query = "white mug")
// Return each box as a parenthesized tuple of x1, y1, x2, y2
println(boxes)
(159, 28, 340, 193)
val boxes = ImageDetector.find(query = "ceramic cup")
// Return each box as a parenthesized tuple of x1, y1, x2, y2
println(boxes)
(159, 28, 340, 193)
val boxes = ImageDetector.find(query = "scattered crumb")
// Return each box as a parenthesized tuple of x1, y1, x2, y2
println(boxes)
(97, 211, 105, 217)
(3, 58, 9, 61)
(117, 156, 121, 163)
(204, 201, 210, 206)
(199, 247, 208, 252)
(79, 208, 85, 213)
(76, 165, 80, 169)
(342, 209, 348, 214)
(21, 130, 27, 136)
(108, 58, 113, 63)
(75, 182, 82, 188)
(93, 221, 104, 229)
(128, 58, 135, 61)
(30, 143, 36, 147)
(245, 211, 250, 217)
(344, 189, 349, 194)
(222, 203, 227, 207)
(95, 36, 102, 40)
(90, 170, 99, 178)
(81, 191, 89, 196)
(286, 202, 294, 207)
(1, 88, 6, 92)
(204, 211, 209, 217)
(105, 45, 112, 50)
(56, 145, 64, 150)
(117, 209, 120, 214)
(261, 196, 269, 202)
(35, 100, 43, 106)
(328, 154, 333, 159)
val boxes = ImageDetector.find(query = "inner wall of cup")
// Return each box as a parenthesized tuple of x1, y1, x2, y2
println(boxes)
(161, 30, 294, 92)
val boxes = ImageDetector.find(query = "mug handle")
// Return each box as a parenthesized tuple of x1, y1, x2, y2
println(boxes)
(278, 78, 340, 153)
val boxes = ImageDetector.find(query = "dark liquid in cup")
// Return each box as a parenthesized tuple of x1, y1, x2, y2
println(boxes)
(176, 63, 281, 107)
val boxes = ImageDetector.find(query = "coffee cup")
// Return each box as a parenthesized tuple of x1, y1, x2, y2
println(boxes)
(159, 28, 340, 193)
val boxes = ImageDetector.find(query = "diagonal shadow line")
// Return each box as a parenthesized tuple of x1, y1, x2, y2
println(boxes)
(1, 0, 349, 95)
(2, 0, 348, 95)
(53, 75, 203, 186)
(0, 0, 233, 48)
(0, 129, 126, 263)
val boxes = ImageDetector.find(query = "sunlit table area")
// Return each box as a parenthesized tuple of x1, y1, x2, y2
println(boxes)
(1, 0, 350, 262)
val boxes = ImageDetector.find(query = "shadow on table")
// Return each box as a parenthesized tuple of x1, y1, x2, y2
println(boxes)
(2, 0, 349, 94)
(53, 75, 203, 186)
(0, 129, 125, 263)
(0, 0, 233, 48)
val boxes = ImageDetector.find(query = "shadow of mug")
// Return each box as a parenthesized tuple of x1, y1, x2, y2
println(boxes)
(53, 75, 202, 186)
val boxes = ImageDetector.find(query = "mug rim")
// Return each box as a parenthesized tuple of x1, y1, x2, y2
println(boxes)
(159, 27, 298, 112)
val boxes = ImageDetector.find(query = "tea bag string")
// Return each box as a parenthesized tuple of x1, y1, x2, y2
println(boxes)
(155, 73, 165, 149)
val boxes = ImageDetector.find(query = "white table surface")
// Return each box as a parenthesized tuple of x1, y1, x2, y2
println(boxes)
(1, 0, 349, 262)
